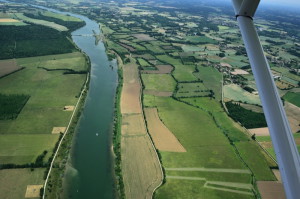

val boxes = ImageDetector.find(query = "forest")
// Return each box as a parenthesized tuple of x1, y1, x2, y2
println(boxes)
(0, 24, 76, 59)
(0, 93, 30, 120)
(226, 101, 267, 129)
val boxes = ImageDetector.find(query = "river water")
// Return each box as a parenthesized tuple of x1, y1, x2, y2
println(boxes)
(34, 6, 118, 199)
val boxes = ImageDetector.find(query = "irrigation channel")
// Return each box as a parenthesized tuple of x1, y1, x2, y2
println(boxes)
(34, 5, 118, 199)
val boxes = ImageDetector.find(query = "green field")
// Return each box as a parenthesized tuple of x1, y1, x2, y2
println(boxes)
(14, 13, 68, 31)
(0, 134, 59, 165)
(224, 84, 261, 105)
(176, 82, 210, 98)
(153, 97, 259, 198)
(0, 168, 45, 199)
(0, 53, 86, 134)
(283, 92, 300, 107)
(186, 36, 217, 44)
(41, 11, 82, 22)
(194, 66, 223, 100)
(142, 74, 176, 92)
(137, 58, 152, 67)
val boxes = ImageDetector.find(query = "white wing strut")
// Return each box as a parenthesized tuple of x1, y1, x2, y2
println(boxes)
(231, 1, 300, 199)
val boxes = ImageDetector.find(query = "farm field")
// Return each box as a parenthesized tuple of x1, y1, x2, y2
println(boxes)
(13, 13, 68, 31)
(0, 168, 45, 199)
(283, 91, 300, 107)
(0, 134, 59, 165)
(224, 84, 261, 105)
(0, 52, 87, 134)
(142, 74, 176, 93)
(120, 60, 162, 199)
(0, 50, 87, 197)
(0, 59, 22, 78)
(59, 0, 300, 198)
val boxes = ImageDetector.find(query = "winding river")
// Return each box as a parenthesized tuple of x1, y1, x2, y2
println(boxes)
(36, 6, 118, 199)
(0, 0, 118, 197)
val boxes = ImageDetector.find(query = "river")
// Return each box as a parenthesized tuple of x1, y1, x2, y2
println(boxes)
(34, 6, 118, 199)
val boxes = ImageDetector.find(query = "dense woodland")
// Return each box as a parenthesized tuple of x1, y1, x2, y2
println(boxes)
(0, 24, 76, 59)
(0, 93, 30, 120)
(226, 101, 267, 129)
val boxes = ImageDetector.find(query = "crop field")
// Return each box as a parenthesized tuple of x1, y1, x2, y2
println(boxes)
(14, 13, 68, 31)
(144, 108, 186, 152)
(121, 60, 162, 199)
(272, 67, 300, 81)
(41, 11, 82, 22)
(181, 45, 204, 52)
(142, 74, 176, 93)
(0, 18, 27, 26)
(176, 82, 210, 98)
(283, 91, 300, 107)
(0, 53, 87, 134)
(224, 84, 261, 105)
(0, 51, 85, 199)
(151, 97, 263, 198)
(0, 59, 22, 78)
(0, 134, 59, 165)
(194, 66, 223, 100)
(185, 36, 217, 44)
(141, 65, 173, 74)
(284, 102, 300, 133)
(0, 168, 45, 199)
(137, 58, 152, 67)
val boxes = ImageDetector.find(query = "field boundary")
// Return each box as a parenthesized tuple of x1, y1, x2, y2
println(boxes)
(42, 73, 89, 199)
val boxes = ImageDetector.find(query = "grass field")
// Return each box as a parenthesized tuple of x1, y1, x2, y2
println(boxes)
(0, 168, 45, 199)
(0, 134, 59, 165)
(224, 84, 261, 105)
(142, 74, 176, 92)
(194, 66, 223, 100)
(0, 52, 87, 134)
(41, 11, 82, 22)
(283, 92, 300, 107)
(152, 97, 259, 198)
(14, 13, 68, 31)
(176, 82, 210, 98)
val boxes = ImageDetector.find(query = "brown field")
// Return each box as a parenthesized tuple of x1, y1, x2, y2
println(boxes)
(275, 80, 294, 90)
(141, 65, 173, 74)
(119, 43, 135, 51)
(284, 102, 300, 133)
(143, 90, 173, 97)
(0, 168, 45, 199)
(248, 127, 270, 136)
(51, 127, 66, 134)
(122, 114, 147, 136)
(220, 62, 232, 68)
(257, 181, 286, 199)
(25, 185, 43, 198)
(272, 169, 282, 182)
(121, 59, 163, 199)
(231, 69, 249, 75)
(121, 62, 142, 114)
(240, 103, 263, 113)
(132, 34, 155, 41)
(0, 59, 22, 77)
(63, 106, 75, 111)
(144, 108, 186, 152)
(121, 84, 142, 114)
(121, 136, 162, 199)
(0, 18, 20, 22)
